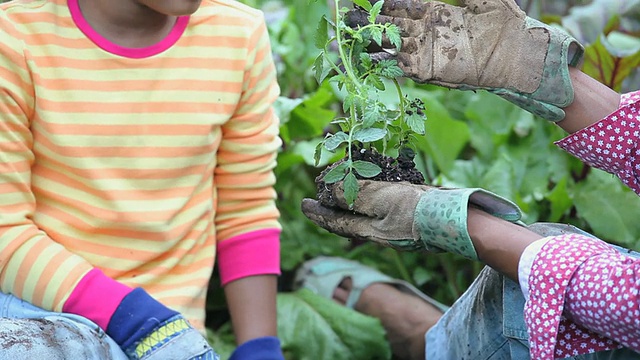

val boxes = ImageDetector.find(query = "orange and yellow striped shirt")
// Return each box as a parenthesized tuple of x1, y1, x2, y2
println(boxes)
(0, 0, 281, 331)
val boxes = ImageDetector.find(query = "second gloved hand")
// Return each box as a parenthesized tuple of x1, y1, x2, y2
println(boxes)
(301, 180, 522, 260)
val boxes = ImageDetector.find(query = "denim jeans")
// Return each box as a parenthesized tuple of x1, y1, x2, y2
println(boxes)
(0, 292, 128, 360)
(425, 223, 640, 360)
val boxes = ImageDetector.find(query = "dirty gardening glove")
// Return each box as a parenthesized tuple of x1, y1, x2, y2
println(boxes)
(107, 288, 218, 360)
(301, 180, 522, 260)
(348, 0, 583, 122)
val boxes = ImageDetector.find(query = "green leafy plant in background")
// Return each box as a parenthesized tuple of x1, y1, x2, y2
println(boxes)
(312, 0, 427, 205)
(0, 0, 634, 357)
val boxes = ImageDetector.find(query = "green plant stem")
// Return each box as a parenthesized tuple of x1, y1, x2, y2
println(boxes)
(392, 252, 412, 283)
(392, 79, 406, 120)
(322, 37, 344, 76)
(437, 255, 461, 299)
(334, 0, 363, 93)
(347, 101, 360, 168)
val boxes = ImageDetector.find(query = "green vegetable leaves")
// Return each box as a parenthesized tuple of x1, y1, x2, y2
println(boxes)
(278, 289, 391, 360)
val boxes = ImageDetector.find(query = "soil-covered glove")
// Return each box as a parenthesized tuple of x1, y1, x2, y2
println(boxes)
(301, 180, 522, 260)
(229, 337, 284, 360)
(347, 0, 584, 122)
(107, 288, 218, 360)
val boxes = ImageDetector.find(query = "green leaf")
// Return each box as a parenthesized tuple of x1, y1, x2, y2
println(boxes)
(561, 0, 640, 45)
(369, 0, 384, 23)
(362, 100, 383, 128)
(408, 89, 470, 175)
(323, 161, 349, 184)
(352, 0, 373, 11)
(480, 154, 517, 204)
(274, 96, 303, 126)
(315, 16, 329, 49)
(277, 289, 391, 360)
(333, 118, 351, 133)
(370, 27, 383, 46)
(314, 140, 324, 166)
(329, 74, 346, 91)
(462, 91, 520, 158)
(343, 93, 355, 113)
(367, 74, 385, 90)
(359, 53, 373, 70)
(546, 177, 572, 222)
(324, 131, 349, 151)
(313, 53, 331, 84)
(343, 171, 360, 206)
(385, 24, 402, 50)
(352, 127, 387, 142)
(574, 169, 640, 247)
(378, 60, 404, 78)
(352, 160, 382, 178)
(405, 111, 426, 135)
(583, 33, 640, 92)
(288, 88, 336, 141)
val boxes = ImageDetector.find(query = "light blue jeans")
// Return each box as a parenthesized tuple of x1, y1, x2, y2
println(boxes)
(425, 223, 640, 359)
(0, 292, 128, 360)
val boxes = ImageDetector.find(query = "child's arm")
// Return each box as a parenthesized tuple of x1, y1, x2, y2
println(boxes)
(0, 10, 95, 319)
(0, 14, 215, 359)
(214, 14, 283, 358)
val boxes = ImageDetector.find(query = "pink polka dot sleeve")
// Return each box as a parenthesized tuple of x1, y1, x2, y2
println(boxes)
(525, 234, 640, 359)
(555, 91, 640, 195)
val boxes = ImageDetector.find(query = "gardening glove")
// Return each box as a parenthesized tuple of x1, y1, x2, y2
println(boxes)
(301, 180, 522, 260)
(347, 0, 584, 122)
(107, 288, 218, 360)
(229, 337, 284, 360)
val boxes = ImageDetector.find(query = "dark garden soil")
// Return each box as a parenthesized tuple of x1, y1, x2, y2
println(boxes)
(315, 146, 425, 208)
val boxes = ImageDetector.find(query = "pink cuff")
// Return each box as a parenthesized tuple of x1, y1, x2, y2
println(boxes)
(62, 268, 133, 330)
(217, 229, 281, 286)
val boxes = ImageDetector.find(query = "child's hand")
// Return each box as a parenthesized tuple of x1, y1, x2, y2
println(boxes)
(106, 288, 218, 360)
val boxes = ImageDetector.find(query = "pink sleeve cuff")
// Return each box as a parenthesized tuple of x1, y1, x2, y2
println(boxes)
(620, 90, 640, 107)
(62, 268, 133, 330)
(217, 228, 281, 286)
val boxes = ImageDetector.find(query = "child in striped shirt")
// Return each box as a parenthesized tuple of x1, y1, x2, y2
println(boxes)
(0, 0, 284, 359)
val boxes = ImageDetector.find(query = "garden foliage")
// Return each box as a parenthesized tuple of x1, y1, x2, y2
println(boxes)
(0, 0, 636, 358)
(218, 0, 640, 358)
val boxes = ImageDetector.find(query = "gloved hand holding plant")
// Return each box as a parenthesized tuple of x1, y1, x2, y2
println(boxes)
(302, 180, 522, 260)
(347, 0, 584, 121)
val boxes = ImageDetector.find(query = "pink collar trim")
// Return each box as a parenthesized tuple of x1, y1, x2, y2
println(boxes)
(68, 0, 189, 59)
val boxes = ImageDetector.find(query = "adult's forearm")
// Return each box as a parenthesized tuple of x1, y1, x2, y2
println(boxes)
(467, 207, 543, 281)
(224, 274, 278, 344)
(556, 68, 621, 133)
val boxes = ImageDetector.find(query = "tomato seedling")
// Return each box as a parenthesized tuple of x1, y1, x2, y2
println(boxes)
(313, 0, 428, 206)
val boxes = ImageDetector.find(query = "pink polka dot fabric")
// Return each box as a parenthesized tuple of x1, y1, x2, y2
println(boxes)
(556, 91, 640, 195)
(524, 91, 640, 359)
(524, 234, 640, 359)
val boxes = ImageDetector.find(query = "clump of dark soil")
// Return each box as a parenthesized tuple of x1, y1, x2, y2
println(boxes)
(316, 146, 425, 207)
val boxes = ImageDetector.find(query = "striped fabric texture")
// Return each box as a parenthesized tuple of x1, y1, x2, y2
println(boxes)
(0, 0, 281, 331)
